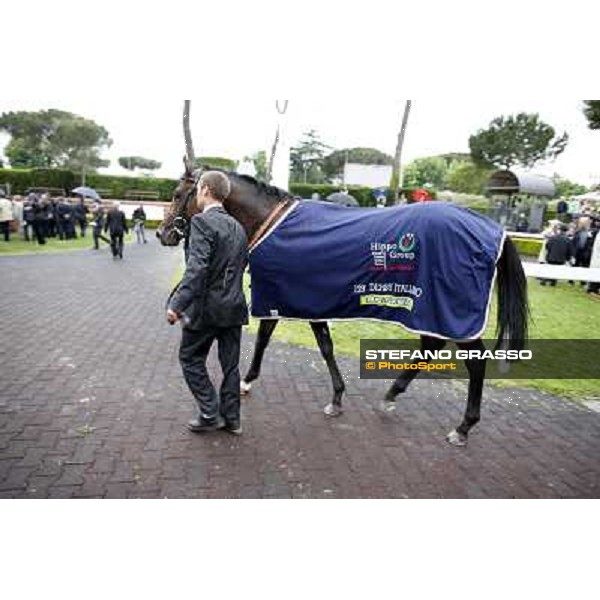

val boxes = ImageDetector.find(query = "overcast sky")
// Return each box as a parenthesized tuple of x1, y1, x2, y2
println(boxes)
(1, 99, 598, 185)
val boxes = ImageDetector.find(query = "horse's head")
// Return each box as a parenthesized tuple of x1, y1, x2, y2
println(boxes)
(156, 157, 200, 246)
(157, 159, 293, 247)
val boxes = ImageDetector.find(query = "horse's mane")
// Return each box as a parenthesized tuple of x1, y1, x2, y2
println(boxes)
(194, 166, 292, 202)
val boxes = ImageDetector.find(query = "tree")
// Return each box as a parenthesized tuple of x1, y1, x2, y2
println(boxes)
(193, 157, 237, 171)
(245, 151, 267, 180)
(552, 174, 587, 198)
(119, 156, 162, 172)
(323, 148, 393, 180)
(290, 130, 331, 184)
(0, 109, 112, 172)
(469, 113, 568, 170)
(445, 160, 493, 195)
(404, 156, 448, 189)
(583, 100, 600, 130)
(4, 138, 50, 168)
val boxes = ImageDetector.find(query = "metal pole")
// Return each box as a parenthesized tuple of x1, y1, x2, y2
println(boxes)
(392, 100, 412, 205)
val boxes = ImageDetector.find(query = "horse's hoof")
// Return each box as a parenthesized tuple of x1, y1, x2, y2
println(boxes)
(379, 399, 397, 414)
(324, 403, 343, 418)
(446, 430, 468, 447)
(240, 381, 252, 396)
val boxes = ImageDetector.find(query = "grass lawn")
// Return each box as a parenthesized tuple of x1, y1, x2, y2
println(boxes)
(241, 275, 600, 401)
(0, 232, 136, 256)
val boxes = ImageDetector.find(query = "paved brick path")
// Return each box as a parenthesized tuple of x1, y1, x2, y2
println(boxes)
(1, 241, 599, 498)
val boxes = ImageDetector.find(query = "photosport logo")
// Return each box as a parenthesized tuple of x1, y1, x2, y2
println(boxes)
(360, 340, 600, 380)
(370, 232, 418, 271)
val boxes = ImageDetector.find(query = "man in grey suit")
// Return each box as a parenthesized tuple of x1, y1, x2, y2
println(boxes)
(167, 171, 249, 435)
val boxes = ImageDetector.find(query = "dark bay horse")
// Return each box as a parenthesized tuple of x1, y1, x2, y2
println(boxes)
(158, 163, 529, 447)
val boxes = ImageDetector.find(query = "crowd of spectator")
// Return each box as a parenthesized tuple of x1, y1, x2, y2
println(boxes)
(0, 190, 93, 244)
(0, 190, 149, 261)
(539, 198, 600, 295)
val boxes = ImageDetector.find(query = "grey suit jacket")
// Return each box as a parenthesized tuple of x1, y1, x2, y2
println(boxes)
(170, 206, 249, 330)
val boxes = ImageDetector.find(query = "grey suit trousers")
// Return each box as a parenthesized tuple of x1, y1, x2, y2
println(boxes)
(179, 325, 242, 425)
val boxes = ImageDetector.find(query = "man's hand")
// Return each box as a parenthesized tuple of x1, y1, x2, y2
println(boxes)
(167, 309, 181, 325)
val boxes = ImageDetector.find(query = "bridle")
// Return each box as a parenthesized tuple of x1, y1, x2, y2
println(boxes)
(171, 172, 199, 243)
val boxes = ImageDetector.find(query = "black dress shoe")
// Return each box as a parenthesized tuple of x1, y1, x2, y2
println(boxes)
(187, 419, 221, 434)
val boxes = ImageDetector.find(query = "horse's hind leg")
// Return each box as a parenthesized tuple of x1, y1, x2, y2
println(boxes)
(382, 336, 447, 412)
(447, 339, 487, 447)
(310, 322, 346, 417)
(241, 319, 279, 395)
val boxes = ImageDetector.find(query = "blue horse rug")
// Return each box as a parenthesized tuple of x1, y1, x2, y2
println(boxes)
(249, 201, 506, 340)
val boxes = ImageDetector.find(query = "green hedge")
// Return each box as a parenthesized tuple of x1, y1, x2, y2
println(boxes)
(511, 237, 543, 257)
(0, 167, 178, 201)
(0, 168, 77, 194)
(290, 184, 384, 207)
(85, 173, 178, 201)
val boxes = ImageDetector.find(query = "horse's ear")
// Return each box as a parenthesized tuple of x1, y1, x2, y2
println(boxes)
(183, 155, 193, 175)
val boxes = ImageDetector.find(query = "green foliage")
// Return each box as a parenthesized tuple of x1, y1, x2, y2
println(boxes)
(4, 138, 50, 168)
(119, 156, 162, 171)
(552, 174, 587, 198)
(322, 147, 393, 180)
(583, 100, 600, 130)
(0, 109, 112, 172)
(403, 156, 448, 189)
(469, 113, 569, 170)
(86, 173, 177, 200)
(0, 168, 76, 194)
(289, 183, 384, 207)
(437, 153, 472, 164)
(0, 167, 177, 200)
(290, 130, 331, 184)
(512, 237, 543, 257)
(244, 151, 267, 180)
(445, 160, 493, 195)
(194, 157, 237, 171)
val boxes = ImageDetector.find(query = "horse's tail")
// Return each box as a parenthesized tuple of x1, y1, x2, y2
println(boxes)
(495, 236, 529, 352)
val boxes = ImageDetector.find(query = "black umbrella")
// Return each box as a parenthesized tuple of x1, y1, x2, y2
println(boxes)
(327, 192, 360, 207)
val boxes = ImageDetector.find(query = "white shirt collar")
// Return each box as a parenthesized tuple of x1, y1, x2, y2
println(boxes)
(203, 203, 222, 214)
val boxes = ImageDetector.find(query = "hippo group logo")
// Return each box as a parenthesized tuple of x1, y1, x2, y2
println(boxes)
(399, 233, 416, 253)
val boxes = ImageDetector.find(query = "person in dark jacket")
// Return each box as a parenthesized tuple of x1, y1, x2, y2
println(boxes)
(168, 171, 249, 435)
(541, 224, 572, 286)
(91, 204, 110, 250)
(132, 205, 148, 244)
(570, 217, 593, 286)
(48, 198, 59, 238)
(57, 199, 76, 240)
(74, 198, 89, 238)
(23, 196, 36, 241)
(104, 203, 129, 259)
(31, 197, 47, 245)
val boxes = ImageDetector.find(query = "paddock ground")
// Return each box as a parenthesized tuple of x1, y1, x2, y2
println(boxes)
(0, 242, 598, 498)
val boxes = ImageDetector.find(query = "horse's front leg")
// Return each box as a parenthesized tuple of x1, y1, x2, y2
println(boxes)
(382, 336, 446, 412)
(242, 319, 279, 395)
(310, 321, 346, 417)
(447, 339, 487, 447)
